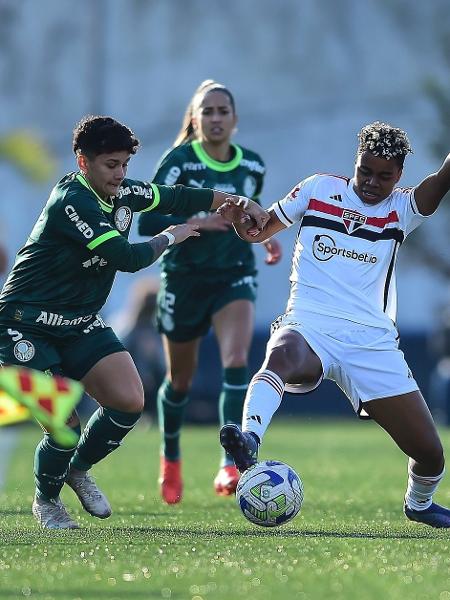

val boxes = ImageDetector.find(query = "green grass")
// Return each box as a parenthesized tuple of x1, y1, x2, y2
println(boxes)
(1, 419, 450, 600)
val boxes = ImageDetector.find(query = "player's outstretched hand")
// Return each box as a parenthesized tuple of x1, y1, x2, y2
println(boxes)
(164, 223, 200, 244)
(187, 213, 231, 232)
(217, 198, 270, 232)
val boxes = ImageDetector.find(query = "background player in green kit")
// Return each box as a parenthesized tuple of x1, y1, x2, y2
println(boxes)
(0, 115, 267, 529)
(138, 80, 282, 503)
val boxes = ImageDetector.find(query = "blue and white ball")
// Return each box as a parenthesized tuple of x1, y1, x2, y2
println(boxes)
(236, 460, 304, 527)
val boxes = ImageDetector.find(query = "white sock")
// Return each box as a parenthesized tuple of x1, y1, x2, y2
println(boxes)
(404, 458, 445, 511)
(242, 369, 284, 441)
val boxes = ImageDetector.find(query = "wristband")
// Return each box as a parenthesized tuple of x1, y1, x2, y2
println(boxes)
(160, 231, 176, 246)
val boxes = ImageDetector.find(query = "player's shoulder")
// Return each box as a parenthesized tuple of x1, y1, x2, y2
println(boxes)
(159, 143, 193, 164)
(237, 144, 265, 174)
(288, 173, 350, 196)
(49, 172, 91, 207)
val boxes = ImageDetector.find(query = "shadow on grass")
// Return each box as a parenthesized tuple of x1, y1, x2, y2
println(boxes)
(0, 590, 160, 599)
(0, 524, 445, 545)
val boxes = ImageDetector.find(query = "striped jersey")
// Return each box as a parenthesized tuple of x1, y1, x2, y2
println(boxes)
(271, 173, 428, 328)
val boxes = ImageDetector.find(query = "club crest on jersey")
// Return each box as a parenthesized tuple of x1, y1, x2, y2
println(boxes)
(13, 340, 35, 362)
(114, 206, 132, 231)
(342, 209, 367, 234)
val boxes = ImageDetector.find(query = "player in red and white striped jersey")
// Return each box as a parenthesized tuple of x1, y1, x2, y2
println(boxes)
(219, 121, 450, 528)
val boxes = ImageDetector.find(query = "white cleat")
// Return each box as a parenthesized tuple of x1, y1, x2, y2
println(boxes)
(66, 468, 112, 519)
(32, 494, 79, 530)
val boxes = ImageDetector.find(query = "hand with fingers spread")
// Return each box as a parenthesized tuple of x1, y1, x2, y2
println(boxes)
(162, 223, 200, 244)
(217, 196, 269, 231)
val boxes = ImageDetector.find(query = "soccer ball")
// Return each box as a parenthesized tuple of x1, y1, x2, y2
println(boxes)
(235, 460, 304, 527)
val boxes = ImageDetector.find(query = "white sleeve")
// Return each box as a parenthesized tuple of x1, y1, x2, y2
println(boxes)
(394, 187, 430, 237)
(269, 175, 317, 227)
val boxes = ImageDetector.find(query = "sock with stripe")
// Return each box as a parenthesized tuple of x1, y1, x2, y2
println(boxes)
(34, 423, 82, 500)
(404, 458, 445, 511)
(219, 366, 249, 466)
(157, 379, 189, 461)
(70, 407, 141, 471)
(242, 369, 284, 441)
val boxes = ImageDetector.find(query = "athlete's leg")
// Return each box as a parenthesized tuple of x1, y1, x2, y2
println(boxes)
(158, 336, 200, 460)
(243, 328, 322, 440)
(213, 300, 253, 460)
(364, 391, 450, 527)
(221, 328, 322, 471)
(70, 351, 144, 471)
(212, 300, 253, 493)
(157, 336, 200, 503)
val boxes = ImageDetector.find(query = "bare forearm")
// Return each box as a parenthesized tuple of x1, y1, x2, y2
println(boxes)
(148, 233, 171, 262)
(232, 221, 273, 243)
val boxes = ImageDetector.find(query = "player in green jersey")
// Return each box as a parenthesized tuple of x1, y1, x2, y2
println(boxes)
(0, 115, 268, 529)
(138, 80, 282, 503)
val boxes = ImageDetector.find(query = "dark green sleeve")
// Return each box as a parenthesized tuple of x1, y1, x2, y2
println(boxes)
(142, 184, 214, 215)
(92, 236, 157, 273)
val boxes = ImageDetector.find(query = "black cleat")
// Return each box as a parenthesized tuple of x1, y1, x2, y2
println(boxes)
(404, 502, 450, 528)
(219, 424, 259, 473)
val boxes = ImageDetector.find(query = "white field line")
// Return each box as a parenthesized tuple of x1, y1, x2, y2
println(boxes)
(0, 428, 18, 491)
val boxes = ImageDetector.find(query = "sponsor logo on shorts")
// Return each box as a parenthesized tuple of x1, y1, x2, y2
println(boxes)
(13, 340, 35, 362)
(83, 314, 107, 334)
(7, 328, 23, 341)
(231, 275, 256, 289)
(36, 312, 94, 326)
(312, 234, 377, 263)
(342, 209, 367, 234)
(114, 206, 132, 231)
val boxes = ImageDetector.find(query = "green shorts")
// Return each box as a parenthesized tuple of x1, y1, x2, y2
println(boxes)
(0, 311, 125, 380)
(157, 271, 257, 342)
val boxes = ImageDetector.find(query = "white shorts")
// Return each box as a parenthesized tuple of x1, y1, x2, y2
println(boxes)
(269, 313, 419, 417)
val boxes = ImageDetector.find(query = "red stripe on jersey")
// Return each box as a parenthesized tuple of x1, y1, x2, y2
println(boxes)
(307, 199, 399, 230)
(308, 199, 343, 217)
(365, 211, 399, 228)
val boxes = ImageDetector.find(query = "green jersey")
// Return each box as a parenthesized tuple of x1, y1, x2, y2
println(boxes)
(0, 172, 213, 320)
(138, 140, 265, 275)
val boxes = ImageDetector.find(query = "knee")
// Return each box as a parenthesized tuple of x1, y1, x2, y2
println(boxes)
(222, 352, 248, 370)
(413, 438, 445, 472)
(112, 382, 145, 413)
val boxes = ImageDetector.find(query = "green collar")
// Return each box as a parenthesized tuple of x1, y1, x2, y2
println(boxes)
(191, 140, 243, 172)
(76, 173, 114, 213)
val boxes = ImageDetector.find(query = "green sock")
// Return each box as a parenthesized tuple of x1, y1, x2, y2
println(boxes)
(70, 407, 141, 471)
(157, 379, 188, 461)
(34, 424, 81, 500)
(219, 366, 249, 466)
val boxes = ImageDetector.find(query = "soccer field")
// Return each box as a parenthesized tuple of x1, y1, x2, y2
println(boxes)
(1, 420, 449, 599)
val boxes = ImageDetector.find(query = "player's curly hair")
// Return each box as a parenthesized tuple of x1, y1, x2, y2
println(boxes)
(173, 79, 236, 147)
(73, 115, 140, 157)
(357, 121, 412, 167)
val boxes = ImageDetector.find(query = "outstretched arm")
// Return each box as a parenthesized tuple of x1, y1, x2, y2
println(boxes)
(414, 153, 450, 216)
(217, 202, 286, 243)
